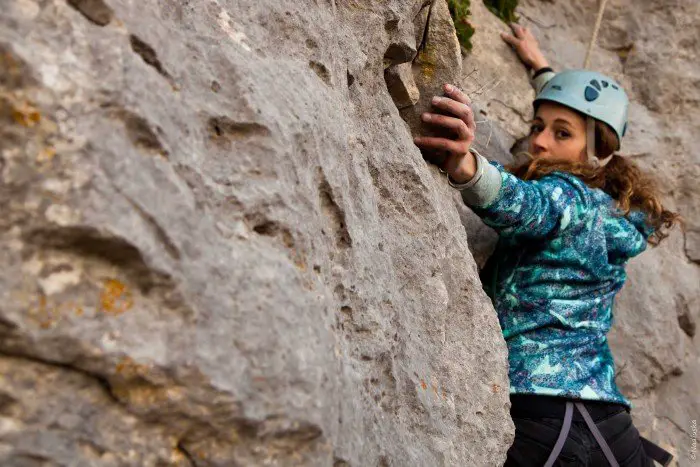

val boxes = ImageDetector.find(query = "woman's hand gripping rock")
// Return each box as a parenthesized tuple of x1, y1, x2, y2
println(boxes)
(414, 84, 478, 184)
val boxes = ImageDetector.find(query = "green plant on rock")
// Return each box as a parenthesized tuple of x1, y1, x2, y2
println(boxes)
(447, 0, 476, 52)
(483, 0, 519, 24)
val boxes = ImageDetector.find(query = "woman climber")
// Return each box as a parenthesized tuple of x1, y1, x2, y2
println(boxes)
(414, 23, 680, 467)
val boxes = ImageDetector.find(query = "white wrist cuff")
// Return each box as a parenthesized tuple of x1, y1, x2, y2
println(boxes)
(447, 148, 485, 189)
(448, 148, 503, 208)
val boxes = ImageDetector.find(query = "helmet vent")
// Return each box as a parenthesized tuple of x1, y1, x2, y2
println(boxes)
(584, 85, 599, 102)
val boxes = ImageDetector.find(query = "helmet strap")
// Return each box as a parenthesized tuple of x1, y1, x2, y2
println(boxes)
(586, 117, 613, 168)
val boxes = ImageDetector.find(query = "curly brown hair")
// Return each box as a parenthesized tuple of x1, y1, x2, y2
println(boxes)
(508, 119, 681, 245)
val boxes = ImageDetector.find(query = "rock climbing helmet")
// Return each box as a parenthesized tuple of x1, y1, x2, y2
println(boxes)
(533, 69, 629, 168)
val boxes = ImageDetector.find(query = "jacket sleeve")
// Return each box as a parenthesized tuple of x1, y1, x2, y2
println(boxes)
(531, 67, 556, 94)
(457, 158, 587, 240)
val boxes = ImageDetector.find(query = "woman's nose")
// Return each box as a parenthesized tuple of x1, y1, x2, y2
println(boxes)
(530, 130, 550, 154)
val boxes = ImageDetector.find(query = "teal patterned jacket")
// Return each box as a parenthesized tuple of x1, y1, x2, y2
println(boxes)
(474, 163, 652, 409)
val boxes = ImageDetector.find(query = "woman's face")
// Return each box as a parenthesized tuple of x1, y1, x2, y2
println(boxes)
(528, 102, 588, 163)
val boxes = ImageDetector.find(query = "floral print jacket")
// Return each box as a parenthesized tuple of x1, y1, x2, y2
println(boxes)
(471, 163, 652, 408)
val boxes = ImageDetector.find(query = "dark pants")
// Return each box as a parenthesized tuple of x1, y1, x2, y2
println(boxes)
(504, 394, 654, 466)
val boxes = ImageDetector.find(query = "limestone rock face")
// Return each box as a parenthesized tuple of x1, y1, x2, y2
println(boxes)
(392, 0, 463, 167)
(384, 0, 516, 267)
(0, 0, 513, 466)
(464, 0, 700, 464)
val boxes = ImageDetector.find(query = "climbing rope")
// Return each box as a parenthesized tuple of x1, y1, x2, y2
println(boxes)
(583, 0, 609, 68)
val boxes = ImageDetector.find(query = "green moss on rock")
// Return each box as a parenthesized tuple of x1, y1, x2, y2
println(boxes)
(483, 0, 519, 24)
(447, 0, 476, 52)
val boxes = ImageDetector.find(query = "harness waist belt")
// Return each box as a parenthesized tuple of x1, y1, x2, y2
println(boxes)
(510, 394, 629, 422)
(510, 394, 674, 466)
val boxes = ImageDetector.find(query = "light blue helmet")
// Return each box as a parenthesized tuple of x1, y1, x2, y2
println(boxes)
(533, 69, 629, 150)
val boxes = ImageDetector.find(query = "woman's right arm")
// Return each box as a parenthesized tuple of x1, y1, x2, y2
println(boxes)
(412, 85, 580, 240)
(501, 24, 555, 94)
(501, 23, 549, 72)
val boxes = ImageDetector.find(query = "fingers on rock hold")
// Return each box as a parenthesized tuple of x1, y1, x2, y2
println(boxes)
(432, 96, 472, 121)
(423, 113, 472, 140)
(501, 32, 519, 46)
(444, 84, 471, 105)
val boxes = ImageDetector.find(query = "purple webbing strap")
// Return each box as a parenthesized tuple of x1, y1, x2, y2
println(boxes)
(575, 402, 620, 467)
(543, 402, 574, 467)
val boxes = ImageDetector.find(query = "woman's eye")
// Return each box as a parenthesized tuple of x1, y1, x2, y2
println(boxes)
(530, 125, 543, 134)
(555, 130, 570, 139)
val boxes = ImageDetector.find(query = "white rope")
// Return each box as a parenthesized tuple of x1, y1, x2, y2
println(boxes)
(583, 0, 610, 69)
(583, 0, 617, 168)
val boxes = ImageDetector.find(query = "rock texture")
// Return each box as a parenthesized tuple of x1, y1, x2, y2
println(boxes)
(0, 0, 513, 466)
(392, 0, 463, 167)
(1, 0, 698, 465)
(462, 0, 700, 465)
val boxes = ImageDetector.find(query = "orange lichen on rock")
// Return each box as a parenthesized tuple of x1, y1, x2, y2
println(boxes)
(111, 382, 173, 407)
(35, 295, 54, 329)
(30, 295, 87, 328)
(36, 146, 57, 163)
(115, 356, 150, 379)
(100, 279, 134, 315)
(11, 100, 41, 127)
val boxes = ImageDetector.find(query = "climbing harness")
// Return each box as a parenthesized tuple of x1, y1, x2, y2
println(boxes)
(639, 437, 675, 466)
(544, 401, 674, 466)
(544, 402, 617, 467)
